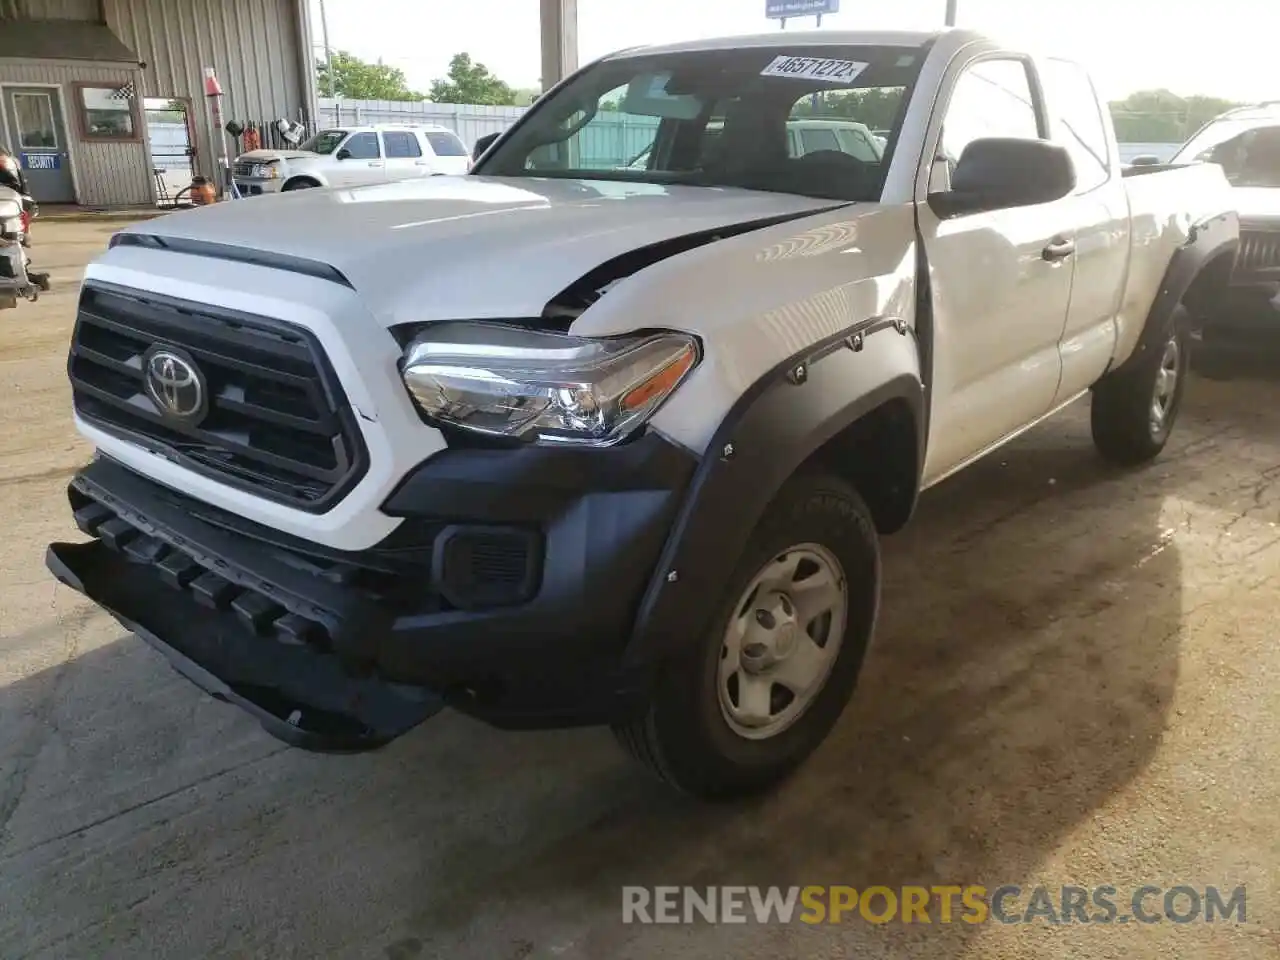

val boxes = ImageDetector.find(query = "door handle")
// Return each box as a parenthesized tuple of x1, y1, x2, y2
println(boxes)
(368, 161, 383, 167)
(414, 160, 430, 166)
(1042, 237, 1076, 261)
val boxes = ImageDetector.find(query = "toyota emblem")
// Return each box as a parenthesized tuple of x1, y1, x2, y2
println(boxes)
(144, 347, 207, 422)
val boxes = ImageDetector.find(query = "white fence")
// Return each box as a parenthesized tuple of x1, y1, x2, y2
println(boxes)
(320, 98, 1182, 166)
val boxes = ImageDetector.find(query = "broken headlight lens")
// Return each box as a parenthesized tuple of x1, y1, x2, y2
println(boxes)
(400, 322, 699, 445)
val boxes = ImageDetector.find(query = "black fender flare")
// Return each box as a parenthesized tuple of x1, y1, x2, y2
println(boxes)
(623, 318, 925, 667)
(1113, 209, 1239, 375)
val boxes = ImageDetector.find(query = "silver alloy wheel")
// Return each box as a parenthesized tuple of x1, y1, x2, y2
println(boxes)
(1150, 335, 1181, 437)
(717, 543, 848, 741)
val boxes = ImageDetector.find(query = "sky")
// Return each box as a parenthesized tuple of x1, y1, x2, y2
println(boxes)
(308, 0, 1280, 103)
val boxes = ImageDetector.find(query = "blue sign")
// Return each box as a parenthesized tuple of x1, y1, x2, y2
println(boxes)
(20, 153, 60, 171)
(766, 0, 839, 17)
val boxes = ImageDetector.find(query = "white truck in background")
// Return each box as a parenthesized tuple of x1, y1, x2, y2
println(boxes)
(50, 29, 1237, 798)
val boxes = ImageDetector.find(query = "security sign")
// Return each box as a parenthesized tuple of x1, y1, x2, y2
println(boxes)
(20, 153, 60, 171)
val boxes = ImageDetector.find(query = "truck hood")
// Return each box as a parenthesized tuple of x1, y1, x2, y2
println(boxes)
(120, 176, 841, 326)
(1232, 187, 1280, 222)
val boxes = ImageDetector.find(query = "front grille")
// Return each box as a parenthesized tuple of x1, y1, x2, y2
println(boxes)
(1235, 229, 1280, 280)
(69, 282, 368, 511)
(233, 163, 255, 177)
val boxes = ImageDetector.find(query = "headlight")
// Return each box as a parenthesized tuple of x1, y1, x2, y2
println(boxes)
(400, 322, 699, 445)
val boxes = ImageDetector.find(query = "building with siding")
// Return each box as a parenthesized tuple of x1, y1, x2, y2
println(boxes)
(0, 0, 318, 206)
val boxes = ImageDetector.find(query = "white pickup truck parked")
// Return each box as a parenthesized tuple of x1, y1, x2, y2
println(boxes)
(232, 124, 471, 195)
(49, 29, 1237, 798)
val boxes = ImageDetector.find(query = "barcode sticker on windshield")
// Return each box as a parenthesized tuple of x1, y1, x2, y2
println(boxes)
(760, 56, 870, 84)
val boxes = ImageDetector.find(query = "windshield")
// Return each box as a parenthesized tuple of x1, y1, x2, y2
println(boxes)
(299, 129, 348, 155)
(1173, 116, 1280, 186)
(475, 45, 924, 202)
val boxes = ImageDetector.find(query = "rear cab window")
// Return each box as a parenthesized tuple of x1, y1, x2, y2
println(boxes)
(425, 131, 468, 157)
(383, 131, 423, 158)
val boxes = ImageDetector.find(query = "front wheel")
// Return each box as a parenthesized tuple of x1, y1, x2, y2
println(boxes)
(613, 473, 880, 799)
(1091, 306, 1190, 466)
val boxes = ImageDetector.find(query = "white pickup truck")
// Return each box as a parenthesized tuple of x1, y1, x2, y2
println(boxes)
(49, 29, 1237, 798)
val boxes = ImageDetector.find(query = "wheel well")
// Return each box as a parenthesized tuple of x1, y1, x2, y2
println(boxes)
(1181, 248, 1237, 323)
(283, 176, 321, 190)
(805, 398, 919, 535)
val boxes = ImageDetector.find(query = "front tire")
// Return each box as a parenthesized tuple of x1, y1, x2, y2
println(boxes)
(1091, 306, 1190, 466)
(283, 178, 319, 191)
(613, 473, 880, 799)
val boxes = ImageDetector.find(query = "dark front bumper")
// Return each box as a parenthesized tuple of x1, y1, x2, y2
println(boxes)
(47, 439, 695, 749)
(47, 539, 443, 751)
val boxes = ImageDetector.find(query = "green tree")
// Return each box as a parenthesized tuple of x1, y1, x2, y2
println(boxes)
(1108, 89, 1243, 143)
(429, 53, 518, 106)
(317, 50, 422, 101)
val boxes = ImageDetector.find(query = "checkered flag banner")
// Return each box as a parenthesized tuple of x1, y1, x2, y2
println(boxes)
(107, 81, 136, 101)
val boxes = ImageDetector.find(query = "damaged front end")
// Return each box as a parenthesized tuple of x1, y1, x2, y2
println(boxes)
(539, 209, 840, 327)
(47, 461, 445, 751)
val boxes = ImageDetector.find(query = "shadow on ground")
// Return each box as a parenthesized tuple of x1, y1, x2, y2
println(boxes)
(0, 404, 1192, 960)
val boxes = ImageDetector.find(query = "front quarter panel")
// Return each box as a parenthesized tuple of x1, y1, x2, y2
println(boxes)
(570, 203, 920, 455)
(564, 203, 925, 666)
(283, 159, 332, 188)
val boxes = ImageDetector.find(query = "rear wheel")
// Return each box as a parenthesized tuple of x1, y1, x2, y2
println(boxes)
(1091, 305, 1190, 466)
(613, 473, 880, 799)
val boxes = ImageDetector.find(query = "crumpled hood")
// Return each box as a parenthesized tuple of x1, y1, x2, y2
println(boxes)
(236, 149, 318, 162)
(119, 176, 841, 326)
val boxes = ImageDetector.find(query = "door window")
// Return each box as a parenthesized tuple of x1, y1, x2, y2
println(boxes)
(382, 131, 422, 158)
(342, 132, 381, 159)
(13, 93, 57, 148)
(425, 131, 467, 157)
(939, 58, 1042, 169)
(1040, 58, 1111, 192)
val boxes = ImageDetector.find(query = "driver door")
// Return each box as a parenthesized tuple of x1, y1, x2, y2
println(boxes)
(919, 56, 1077, 486)
(331, 132, 384, 187)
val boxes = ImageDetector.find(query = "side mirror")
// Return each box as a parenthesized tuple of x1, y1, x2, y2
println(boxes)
(335, 147, 351, 161)
(473, 132, 500, 160)
(928, 137, 1076, 219)
(1128, 154, 1161, 167)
